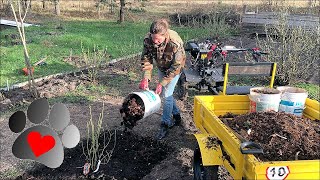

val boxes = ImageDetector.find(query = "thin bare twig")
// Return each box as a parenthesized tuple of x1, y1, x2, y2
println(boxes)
(295, 151, 300, 160)
(270, 133, 287, 140)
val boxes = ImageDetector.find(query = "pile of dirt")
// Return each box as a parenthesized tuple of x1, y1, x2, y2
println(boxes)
(15, 131, 173, 180)
(225, 111, 320, 161)
(252, 88, 279, 94)
(0, 73, 90, 112)
(120, 94, 145, 129)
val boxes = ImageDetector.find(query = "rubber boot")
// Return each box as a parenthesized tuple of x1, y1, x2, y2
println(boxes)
(156, 122, 169, 140)
(173, 114, 182, 126)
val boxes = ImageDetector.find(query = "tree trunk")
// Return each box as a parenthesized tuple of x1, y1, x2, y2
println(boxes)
(21, 0, 32, 12)
(119, 0, 125, 23)
(21, 0, 26, 11)
(98, 6, 101, 19)
(28, 0, 32, 13)
(54, 0, 60, 16)
(109, 0, 115, 14)
(177, 13, 182, 27)
(97, 2, 101, 19)
(42, 0, 45, 9)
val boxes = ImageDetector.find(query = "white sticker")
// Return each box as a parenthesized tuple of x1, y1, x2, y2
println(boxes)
(266, 166, 290, 180)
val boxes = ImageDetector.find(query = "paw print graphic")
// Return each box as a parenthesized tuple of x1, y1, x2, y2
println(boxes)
(9, 98, 80, 168)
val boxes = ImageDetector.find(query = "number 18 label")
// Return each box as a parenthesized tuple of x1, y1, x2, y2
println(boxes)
(266, 166, 290, 180)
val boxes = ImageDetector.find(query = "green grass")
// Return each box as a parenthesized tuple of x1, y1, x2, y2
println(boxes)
(294, 83, 319, 101)
(0, 20, 235, 88)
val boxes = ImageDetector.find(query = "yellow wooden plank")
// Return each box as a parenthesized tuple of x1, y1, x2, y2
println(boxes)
(303, 114, 314, 120)
(303, 107, 320, 120)
(212, 102, 250, 110)
(254, 160, 320, 180)
(305, 98, 320, 110)
(195, 95, 249, 103)
(210, 95, 249, 102)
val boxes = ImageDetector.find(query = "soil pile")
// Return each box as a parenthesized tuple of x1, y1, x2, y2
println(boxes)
(120, 94, 144, 129)
(0, 73, 89, 112)
(252, 88, 278, 94)
(15, 131, 172, 180)
(225, 111, 320, 161)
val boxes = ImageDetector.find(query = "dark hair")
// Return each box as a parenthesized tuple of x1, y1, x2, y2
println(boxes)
(149, 19, 169, 35)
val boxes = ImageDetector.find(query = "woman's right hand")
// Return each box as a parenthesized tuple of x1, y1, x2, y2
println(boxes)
(142, 62, 153, 71)
(139, 78, 149, 90)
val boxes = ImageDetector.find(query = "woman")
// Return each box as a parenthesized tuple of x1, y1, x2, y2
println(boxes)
(139, 19, 186, 140)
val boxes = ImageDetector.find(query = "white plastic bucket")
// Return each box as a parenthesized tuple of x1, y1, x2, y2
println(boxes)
(277, 87, 308, 117)
(249, 87, 281, 112)
(130, 90, 161, 119)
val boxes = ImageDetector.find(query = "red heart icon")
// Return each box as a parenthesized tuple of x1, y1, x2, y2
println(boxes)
(27, 131, 55, 157)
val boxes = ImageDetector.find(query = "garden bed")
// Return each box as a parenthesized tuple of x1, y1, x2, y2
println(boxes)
(15, 131, 173, 180)
(0, 57, 197, 180)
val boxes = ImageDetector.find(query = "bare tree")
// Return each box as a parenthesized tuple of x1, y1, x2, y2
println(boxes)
(257, 8, 320, 85)
(109, 0, 115, 14)
(9, 0, 38, 98)
(308, 0, 315, 6)
(96, 0, 101, 18)
(42, 0, 45, 9)
(82, 103, 116, 173)
(54, 0, 60, 15)
(96, 0, 108, 19)
(20, 0, 32, 11)
(119, 0, 125, 23)
(22, 0, 27, 9)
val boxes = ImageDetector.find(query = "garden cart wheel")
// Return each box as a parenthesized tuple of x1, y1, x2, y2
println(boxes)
(193, 145, 219, 180)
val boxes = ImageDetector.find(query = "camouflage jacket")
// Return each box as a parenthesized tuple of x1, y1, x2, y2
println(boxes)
(141, 29, 186, 86)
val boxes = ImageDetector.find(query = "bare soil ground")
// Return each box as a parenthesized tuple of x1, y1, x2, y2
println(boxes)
(0, 56, 199, 180)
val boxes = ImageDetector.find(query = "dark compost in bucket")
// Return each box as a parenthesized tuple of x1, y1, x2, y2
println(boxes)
(120, 94, 145, 129)
(252, 88, 279, 94)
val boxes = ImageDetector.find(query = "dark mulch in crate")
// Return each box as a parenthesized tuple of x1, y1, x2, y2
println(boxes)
(226, 111, 320, 161)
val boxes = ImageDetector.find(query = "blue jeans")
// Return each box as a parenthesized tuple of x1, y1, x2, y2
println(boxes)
(158, 71, 180, 126)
